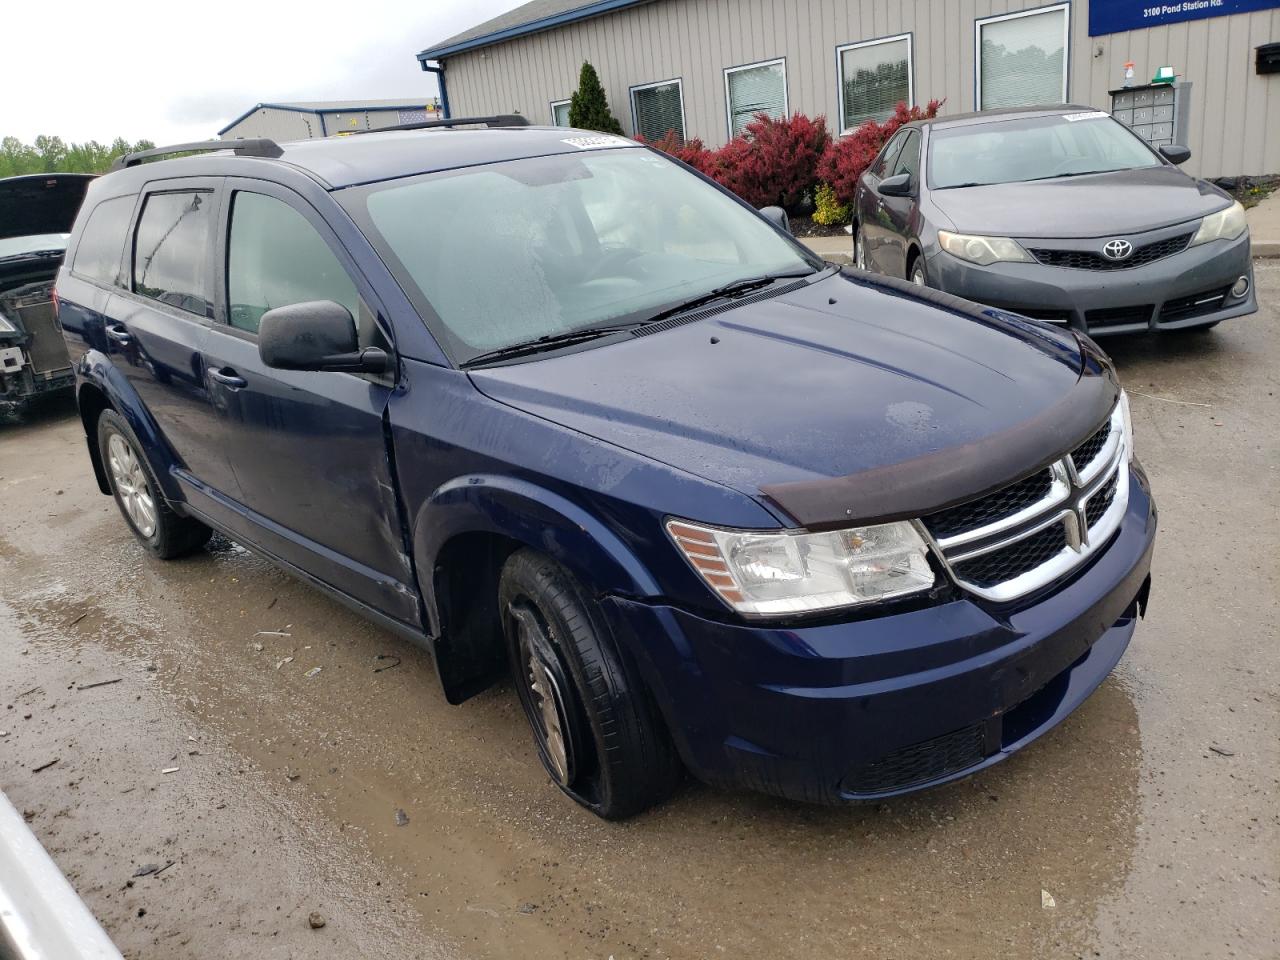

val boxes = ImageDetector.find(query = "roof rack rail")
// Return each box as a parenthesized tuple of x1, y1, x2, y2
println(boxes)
(111, 138, 284, 170)
(352, 114, 529, 135)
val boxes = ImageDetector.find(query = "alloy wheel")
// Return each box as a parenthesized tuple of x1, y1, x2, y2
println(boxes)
(508, 602, 578, 787)
(107, 433, 157, 538)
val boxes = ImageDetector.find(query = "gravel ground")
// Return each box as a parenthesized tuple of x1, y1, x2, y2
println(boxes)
(0, 261, 1276, 959)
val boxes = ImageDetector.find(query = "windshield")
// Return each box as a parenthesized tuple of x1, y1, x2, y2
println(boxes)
(0, 234, 69, 260)
(346, 148, 816, 364)
(929, 113, 1162, 189)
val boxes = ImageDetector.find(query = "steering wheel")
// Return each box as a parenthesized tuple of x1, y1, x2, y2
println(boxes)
(585, 246, 646, 282)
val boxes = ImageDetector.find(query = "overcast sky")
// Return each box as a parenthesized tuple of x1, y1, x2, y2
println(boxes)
(0, 0, 526, 146)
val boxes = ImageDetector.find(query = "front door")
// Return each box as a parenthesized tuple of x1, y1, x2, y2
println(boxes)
(859, 130, 908, 275)
(200, 179, 417, 625)
(877, 129, 921, 280)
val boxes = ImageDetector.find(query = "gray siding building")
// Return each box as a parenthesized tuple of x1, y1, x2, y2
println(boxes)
(219, 100, 441, 141)
(417, 0, 1280, 178)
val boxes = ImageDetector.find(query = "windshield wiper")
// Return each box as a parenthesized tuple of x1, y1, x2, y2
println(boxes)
(635, 271, 814, 329)
(462, 323, 636, 367)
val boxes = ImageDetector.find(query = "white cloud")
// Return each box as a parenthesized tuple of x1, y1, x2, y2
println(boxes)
(0, 0, 524, 145)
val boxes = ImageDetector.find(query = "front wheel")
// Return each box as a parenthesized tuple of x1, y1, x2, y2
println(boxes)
(499, 549, 681, 819)
(854, 224, 868, 271)
(909, 256, 928, 287)
(97, 409, 211, 559)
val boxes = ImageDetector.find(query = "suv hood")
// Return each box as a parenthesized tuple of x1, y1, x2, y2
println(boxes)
(0, 174, 94, 241)
(471, 273, 1118, 528)
(928, 165, 1229, 238)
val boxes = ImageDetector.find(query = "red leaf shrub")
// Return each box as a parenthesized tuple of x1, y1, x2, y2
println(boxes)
(712, 113, 832, 211)
(635, 131, 716, 174)
(817, 99, 944, 207)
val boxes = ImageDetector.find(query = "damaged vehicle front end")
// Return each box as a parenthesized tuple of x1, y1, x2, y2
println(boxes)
(0, 174, 93, 404)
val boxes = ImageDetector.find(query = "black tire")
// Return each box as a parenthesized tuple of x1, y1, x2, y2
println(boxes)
(854, 224, 868, 271)
(96, 409, 212, 559)
(908, 253, 927, 286)
(499, 549, 681, 819)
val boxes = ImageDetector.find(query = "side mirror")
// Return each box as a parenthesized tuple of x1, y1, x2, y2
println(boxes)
(258, 300, 388, 374)
(1159, 144, 1191, 165)
(758, 205, 791, 234)
(878, 173, 913, 197)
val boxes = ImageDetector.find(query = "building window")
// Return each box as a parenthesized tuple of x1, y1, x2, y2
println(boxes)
(550, 99, 571, 127)
(631, 79, 685, 143)
(724, 58, 787, 137)
(837, 34, 913, 133)
(976, 4, 1069, 110)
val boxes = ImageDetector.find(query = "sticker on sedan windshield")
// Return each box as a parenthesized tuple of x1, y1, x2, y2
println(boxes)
(1061, 111, 1110, 122)
(560, 135, 633, 149)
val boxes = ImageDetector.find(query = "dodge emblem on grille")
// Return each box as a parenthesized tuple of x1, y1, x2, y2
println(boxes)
(1102, 239, 1133, 261)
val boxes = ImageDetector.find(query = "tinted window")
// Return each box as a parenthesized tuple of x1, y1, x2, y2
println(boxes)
(891, 131, 920, 180)
(132, 191, 214, 317)
(226, 192, 360, 336)
(871, 132, 907, 178)
(72, 195, 135, 286)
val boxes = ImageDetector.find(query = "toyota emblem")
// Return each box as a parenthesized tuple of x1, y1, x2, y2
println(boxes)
(1102, 239, 1133, 261)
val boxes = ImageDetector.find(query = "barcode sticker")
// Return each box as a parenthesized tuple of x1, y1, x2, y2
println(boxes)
(1062, 111, 1110, 122)
(561, 135, 633, 149)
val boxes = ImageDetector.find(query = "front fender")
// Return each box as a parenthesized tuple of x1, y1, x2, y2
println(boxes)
(77, 349, 185, 503)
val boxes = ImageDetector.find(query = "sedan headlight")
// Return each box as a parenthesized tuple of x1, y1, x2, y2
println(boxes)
(667, 519, 935, 617)
(937, 231, 1033, 266)
(1189, 201, 1247, 246)
(0, 314, 15, 333)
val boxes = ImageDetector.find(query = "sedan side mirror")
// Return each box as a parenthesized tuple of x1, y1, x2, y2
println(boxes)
(878, 173, 913, 197)
(258, 300, 388, 374)
(1159, 144, 1191, 165)
(758, 205, 791, 235)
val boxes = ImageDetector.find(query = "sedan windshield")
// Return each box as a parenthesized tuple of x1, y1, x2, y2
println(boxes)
(930, 113, 1162, 189)
(346, 147, 817, 364)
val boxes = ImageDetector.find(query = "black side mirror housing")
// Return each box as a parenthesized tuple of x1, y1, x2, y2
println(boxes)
(878, 173, 913, 197)
(258, 300, 388, 374)
(758, 205, 791, 234)
(1159, 144, 1191, 165)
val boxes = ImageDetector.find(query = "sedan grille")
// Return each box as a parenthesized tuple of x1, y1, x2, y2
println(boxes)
(921, 402, 1129, 602)
(1028, 232, 1192, 271)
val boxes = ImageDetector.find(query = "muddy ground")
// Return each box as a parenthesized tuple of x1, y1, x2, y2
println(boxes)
(1, 262, 1277, 960)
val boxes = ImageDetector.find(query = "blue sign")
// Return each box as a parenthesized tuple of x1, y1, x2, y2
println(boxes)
(1090, 0, 1280, 36)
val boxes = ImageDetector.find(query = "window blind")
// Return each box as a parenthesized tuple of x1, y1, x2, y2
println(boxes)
(632, 82, 685, 143)
(840, 38, 910, 131)
(979, 9, 1067, 110)
(726, 61, 786, 136)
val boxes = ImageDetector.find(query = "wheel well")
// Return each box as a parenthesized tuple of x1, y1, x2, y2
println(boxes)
(905, 244, 923, 277)
(77, 383, 112, 495)
(431, 531, 523, 704)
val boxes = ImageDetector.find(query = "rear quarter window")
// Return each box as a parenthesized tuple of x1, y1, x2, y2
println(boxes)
(71, 195, 136, 286)
(132, 191, 215, 318)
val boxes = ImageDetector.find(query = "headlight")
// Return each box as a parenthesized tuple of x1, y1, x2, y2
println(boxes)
(1189, 201, 1246, 246)
(0, 314, 15, 333)
(937, 231, 1032, 266)
(1118, 389, 1133, 462)
(666, 519, 935, 617)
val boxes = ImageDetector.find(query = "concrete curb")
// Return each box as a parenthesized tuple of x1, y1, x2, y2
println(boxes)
(1252, 243, 1280, 259)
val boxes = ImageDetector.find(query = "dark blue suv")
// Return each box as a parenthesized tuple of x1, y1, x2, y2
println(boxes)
(56, 119, 1156, 818)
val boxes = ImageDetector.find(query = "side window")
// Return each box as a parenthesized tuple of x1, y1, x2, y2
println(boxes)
(891, 131, 921, 181)
(72, 195, 135, 286)
(870, 132, 907, 178)
(133, 191, 215, 317)
(226, 192, 361, 337)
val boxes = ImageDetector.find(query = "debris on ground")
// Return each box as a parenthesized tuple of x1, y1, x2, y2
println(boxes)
(1041, 889, 1056, 909)
(308, 912, 326, 929)
(133, 863, 161, 878)
(275, 657, 294, 670)
(161, 767, 179, 774)
(256, 630, 293, 637)
(1209, 745, 1235, 756)
(395, 808, 410, 827)
(32, 758, 59, 773)
(252, 643, 263, 652)
(305, 667, 322, 678)
(373, 655, 401, 673)
(76, 678, 122, 691)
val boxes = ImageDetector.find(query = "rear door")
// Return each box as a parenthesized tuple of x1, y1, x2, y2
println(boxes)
(109, 178, 232, 493)
(199, 178, 417, 624)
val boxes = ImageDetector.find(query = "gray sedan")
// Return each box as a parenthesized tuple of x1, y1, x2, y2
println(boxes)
(852, 105, 1256, 335)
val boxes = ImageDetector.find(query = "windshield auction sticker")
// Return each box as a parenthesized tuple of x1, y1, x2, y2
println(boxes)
(560, 135, 634, 149)
(1061, 111, 1111, 122)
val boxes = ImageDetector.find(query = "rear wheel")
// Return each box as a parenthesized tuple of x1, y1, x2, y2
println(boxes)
(499, 549, 680, 819)
(97, 409, 211, 559)
(854, 225, 868, 271)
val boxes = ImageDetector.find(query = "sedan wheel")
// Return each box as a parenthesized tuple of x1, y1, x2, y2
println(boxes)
(910, 261, 927, 286)
(855, 226, 867, 271)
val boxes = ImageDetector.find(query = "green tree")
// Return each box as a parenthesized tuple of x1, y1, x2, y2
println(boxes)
(567, 61, 624, 135)
(0, 136, 156, 177)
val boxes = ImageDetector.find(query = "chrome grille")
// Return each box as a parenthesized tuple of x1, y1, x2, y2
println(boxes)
(919, 402, 1129, 602)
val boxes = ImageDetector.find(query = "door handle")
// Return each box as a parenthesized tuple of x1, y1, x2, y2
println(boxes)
(209, 367, 247, 390)
(105, 324, 132, 346)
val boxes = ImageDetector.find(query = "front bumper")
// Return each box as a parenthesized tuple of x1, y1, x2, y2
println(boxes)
(604, 467, 1157, 805)
(926, 231, 1256, 336)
